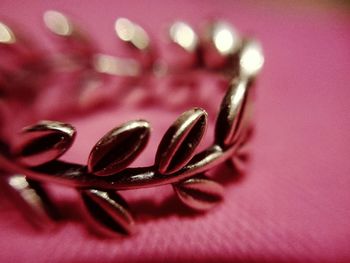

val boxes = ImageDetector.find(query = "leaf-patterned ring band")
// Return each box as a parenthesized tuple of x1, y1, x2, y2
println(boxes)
(0, 11, 264, 237)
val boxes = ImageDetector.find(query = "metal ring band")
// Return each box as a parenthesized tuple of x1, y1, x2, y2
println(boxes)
(0, 11, 264, 237)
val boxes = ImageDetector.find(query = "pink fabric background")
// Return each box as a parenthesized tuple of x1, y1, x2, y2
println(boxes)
(1, 1, 350, 262)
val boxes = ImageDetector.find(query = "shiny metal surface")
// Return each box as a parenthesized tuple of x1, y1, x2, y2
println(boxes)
(169, 22, 198, 52)
(202, 21, 242, 68)
(210, 21, 241, 56)
(88, 120, 150, 176)
(0, 138, 238, 190)
(12, 121, 76, 167)
(81, 189, 135, 236)
(239, 39, 264, 78)
(93, 53, 141, 77)
(43, 10, 96, 70)
(44, 10, 74, 37)
(0, 22, 16, 44)
(155, 108, 207, 174)
(0, 12, 264, 236)
(215, 77, 249, 148)
(173, 174, 224, 211)
(115, 18, 150, 51)
(0, 174, 57, 230)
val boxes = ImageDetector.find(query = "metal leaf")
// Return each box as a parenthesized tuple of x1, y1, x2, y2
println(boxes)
(43, 10, 95, 67)
(173, 174, 224, 211)
(239, 38, 264, 79)
(0, 21, 16, 44)
(80, 189, 135, 236)
(155, 108, 208, 175)
(169, 21, 199, 52)
(207, 21, 241, 56)
(88, 120, 150, 176)
(114, 18, 150, 51)
(202, 21, 241, 68)
(43, 10, 91, 46)
(214, 77, 249, 147)
(13, 121, 76, 167)
(1, 175, 58, 230)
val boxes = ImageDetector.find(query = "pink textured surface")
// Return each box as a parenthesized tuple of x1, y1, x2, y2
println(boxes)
(1, 1, 350, 262)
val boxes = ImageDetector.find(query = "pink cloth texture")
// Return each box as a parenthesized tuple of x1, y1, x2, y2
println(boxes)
(1, 1, 350, 262)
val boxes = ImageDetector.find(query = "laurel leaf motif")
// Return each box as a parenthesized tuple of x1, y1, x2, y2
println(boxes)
(81, 189, 135, 236)
(13, 121, 76, 167)
(88, 120, 150, 176)
(173, 174, 224, 211)
(1, 175, 58, 229)
(214, 77, 250, 147)
(155, 108, 207, 175)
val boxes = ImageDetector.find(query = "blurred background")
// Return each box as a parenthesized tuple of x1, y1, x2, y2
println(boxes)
(0, 1, 350, 262)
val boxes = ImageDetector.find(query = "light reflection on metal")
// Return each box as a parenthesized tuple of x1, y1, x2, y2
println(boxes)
(81, 189, 136, 236)
(115, 18, 150, 50)
(233, 80, 246, 105)
(93, 54, 140, 76)
(9, 175, 42, 208)
(25, 120, 76, 136)
(214, 78, 249, 147)
(169, 21, 198, 52)
(0, 14, 264, 237)
(0, 22, 16, 44)
(9, 174, 29, 189)
(43, 10, 73, 37)
(240, 39, 264, 78)
(115, 18, 134, 41)
(87, 120, 150, 176)
(6, 174, 57, 230)
(174, 175, 224, 211)
(155, 108, 207, 175)
(212, 22, 240, 55)
(13, 121, 76, 167)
